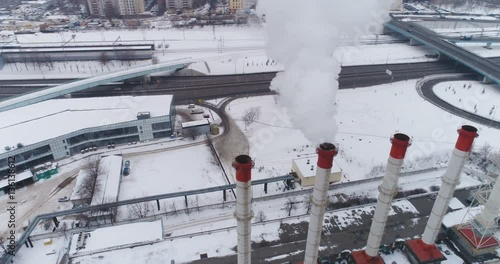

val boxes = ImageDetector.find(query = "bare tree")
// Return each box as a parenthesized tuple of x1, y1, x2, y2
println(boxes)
(170, 201, 178, 216)
(79, 156, 103, 199)
(284, 198, 298, 217)
(152, 56, 159, 65)
(242, 107, 261, 129)
(127, 201, 153, 219)
(303, 195, 312, 214)
(99, 52, 109, 65)
(255, 211, 266, 223)
(0, 238, 7, 254)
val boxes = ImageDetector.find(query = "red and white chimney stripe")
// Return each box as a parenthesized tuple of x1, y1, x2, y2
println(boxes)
(233, 155, 254, 264)
(422, 125, 478, 245)
(304, 143, 337, 264)
(365, 133, 411, 257)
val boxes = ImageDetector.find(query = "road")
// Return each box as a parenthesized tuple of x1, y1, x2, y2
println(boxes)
(0, 60, 479, 101)
(418, 74, 500, 129)
(190, 188, 475, 264)
(386, 19, 500, 84)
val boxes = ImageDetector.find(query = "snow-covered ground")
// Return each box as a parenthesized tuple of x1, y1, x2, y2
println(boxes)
(0, 26, 439, 80)
(433, 80, 500, 122)
(226, 80, 500, 181)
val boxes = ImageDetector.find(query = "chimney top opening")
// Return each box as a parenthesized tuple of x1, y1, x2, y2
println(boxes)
(235, 155, 252, 164)
(462, 125, 478, 133)
(319, 142, 335, 151)
(393, 133, 410, 142)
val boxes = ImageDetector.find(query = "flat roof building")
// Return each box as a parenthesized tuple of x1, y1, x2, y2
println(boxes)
(291, 154, 342, 187)
(0, 95, 175, 182)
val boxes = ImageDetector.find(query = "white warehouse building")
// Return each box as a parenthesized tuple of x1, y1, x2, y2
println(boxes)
(0, 95, 175, 180)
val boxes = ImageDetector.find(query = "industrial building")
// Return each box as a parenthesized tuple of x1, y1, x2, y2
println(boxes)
(165, 0, 193, 12)
(181, 119, 211, 138)
(0, 95, 175, 182)
(0, 170, 34, 194)
(0, 43, 154, 62)
(89, 155, 123, 221)
(291, 154, 342, 187)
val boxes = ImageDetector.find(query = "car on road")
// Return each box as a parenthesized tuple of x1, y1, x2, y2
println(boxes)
(58, 196, 69, 202)
(123, 167, 130, 176)
(125, 160, 130, 167)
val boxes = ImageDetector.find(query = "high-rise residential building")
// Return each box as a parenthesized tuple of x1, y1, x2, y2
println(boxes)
(86, 0, 117, 17)
(86, 0, 144, 16)
(117, 0, 145, 15)
(165, 0, 193, 11)
(229, 0, 245, 12)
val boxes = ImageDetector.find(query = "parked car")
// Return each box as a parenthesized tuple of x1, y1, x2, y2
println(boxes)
(188, 104, 195, 109)
(92, 146, 97, 151)
(125, 160, 130, 167)
(58, 196, 69, 202)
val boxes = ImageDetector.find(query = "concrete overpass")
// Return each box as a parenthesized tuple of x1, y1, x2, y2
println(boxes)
(0, 58, 191, 112)
(385, 19, 500, 84)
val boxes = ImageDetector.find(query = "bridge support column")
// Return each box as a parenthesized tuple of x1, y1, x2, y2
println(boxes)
(144, 75, 152, 84)
(382, 26, 393, 35)
(437, 52, 450, 61)
(409, 38, 422, 46)
(484, 42, 493, 50)
(483, 76, 493, 84)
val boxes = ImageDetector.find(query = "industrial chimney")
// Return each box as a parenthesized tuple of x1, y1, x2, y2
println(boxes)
(352, 133, 411, 264)
(304, 143, 337, 264)
(473, 176, 500, 236)
(233, 155, 254, 264)
(406, 125, 478, 263)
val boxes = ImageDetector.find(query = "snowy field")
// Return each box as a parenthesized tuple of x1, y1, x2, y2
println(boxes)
(226, 80, 500, 181)
(0, 26, 439, 80)
(433, 80, 500, 122)
(118, 144, 225, 200)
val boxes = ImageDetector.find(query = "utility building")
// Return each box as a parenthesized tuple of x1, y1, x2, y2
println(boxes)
(291, 154, 342, 187)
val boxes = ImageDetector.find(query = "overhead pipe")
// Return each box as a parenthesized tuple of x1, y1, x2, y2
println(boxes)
(304, 143, 337, 264)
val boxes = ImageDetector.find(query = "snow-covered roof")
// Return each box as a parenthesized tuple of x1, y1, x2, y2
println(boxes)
(0, 170, 33, 189)
(293, 154, 342, 178)
(442, 207, 481, 228)
(0, 95, 172, 154)
(69, 220, 163, 255)
(90, 155, 123, 206)
(448, 197, 466, 211)
(70, 169, 92, 201)
(181, 119, 210, 128)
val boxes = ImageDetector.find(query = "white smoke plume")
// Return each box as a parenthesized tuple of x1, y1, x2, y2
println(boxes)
(257, 1, 391, 144)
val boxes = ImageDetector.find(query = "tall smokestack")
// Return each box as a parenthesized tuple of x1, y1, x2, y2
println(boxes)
(364, 133, 411, 258)
(233, 155, 254, 264)
(474, 176, 500, 236)
(422, 125, 478, 245)
(304, 143, 337, 264)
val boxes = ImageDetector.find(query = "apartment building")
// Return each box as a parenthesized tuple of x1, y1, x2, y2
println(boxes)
(165, 0, 193, 11)
(86, 0, 144, 16)
(229, 0, 244, 12)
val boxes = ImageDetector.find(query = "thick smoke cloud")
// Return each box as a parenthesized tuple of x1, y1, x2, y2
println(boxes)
(257, 1, 391, 144)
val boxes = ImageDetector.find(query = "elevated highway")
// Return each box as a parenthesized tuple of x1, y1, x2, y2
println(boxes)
(385, 19, 500, 84)
(0, 58, 190, 112)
